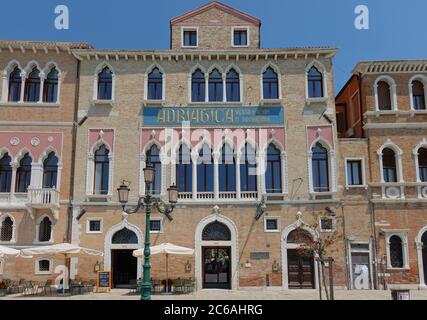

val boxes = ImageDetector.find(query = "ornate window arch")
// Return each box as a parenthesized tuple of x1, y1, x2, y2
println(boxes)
(218, 142, 236, 193)
(42, 61, 61, 103)
(408, 75, 427, 111)
(208, 67, 224, 102)
(413, 139, 427, 183)
(87, 137, 114, 196)
(0, 214, 16, 243)
(190, 67, 207, 102)
(93, 62, 115, 101)
(35, 215, 53, 243)
(308, 138, 336, 193)
(374, 75, 398, 111)
(175, 142, 193, 194)
(377, 140, 403, 183)
(0, 152, 12, 193)
(23, 61, 43, 103)
(2, 60, 24, 102)
(305, 60, 328, 99)
(202, 221, 231, 241)
(196, 142, 214, 195)
(140, 139, 165, 196)
(225, 64, 243, 102)
(144, 64, 165, 101)
(260, 63, 281, 100)
(239, 142, 257, 193)
(15, 152, 32, 193)
(384, 231, 409, 269)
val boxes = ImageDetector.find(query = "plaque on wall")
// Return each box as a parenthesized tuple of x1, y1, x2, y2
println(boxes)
(250, 252, 270, 260)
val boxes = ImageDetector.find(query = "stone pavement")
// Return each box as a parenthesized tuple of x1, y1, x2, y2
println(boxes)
(2, 288, 427, 300)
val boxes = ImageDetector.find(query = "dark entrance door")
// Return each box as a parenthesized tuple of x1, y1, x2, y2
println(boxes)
(287, 249, 315, 289)
(422, 232, 427, 285)
(202, 247, 231, 289)
(112, 249, 137, 288)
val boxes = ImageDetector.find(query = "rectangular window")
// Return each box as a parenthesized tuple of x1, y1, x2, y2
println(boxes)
(89, 220, 101, 233)
(36, 259, 52, 274)
(346, 160, 363, 186)
(233, 29, 248, 46)
(319, 217, 334, 232)
(150, 219, 162, 233)
(183, 30, 197, 47)
(264, 218, 279, 232)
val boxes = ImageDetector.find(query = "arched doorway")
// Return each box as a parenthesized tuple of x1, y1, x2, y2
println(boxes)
(281, 220, 318, 290)
(422, 232, 427, 285)
(202, 222, 231, 289)
(195, 214, 238, 290)
(104, 221, 143, 288)
(286, 229, 315, 289)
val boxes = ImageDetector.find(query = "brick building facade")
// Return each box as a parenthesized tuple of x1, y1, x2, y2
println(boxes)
(0, 1, 425, 293)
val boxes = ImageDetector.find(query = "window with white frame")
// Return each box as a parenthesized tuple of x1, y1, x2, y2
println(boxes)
(264, 217, 279, 232)
(146, 67, 164, 100)
(86, 218, 102, 234)
(232, 27, 249, 47)
(150, 218, 163, 233)
(417, 147, 427, 182)
(182, 28, 198, 48)
(319, 216, 335, 232)
(262, 67, 279, 100)
(345, 159, 365, 187)
(36, 216, 53, 243)
(385, 231, 409, 269)
(0, 215, 15, 243)
(374, 76, 397, 111)
(35, 259, 52, 274)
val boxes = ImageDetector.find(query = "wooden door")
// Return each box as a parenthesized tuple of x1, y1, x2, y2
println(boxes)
(287, 249, 315, 289)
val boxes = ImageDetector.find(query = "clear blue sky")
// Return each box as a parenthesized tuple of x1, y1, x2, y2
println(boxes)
(0, 0, 425, 92)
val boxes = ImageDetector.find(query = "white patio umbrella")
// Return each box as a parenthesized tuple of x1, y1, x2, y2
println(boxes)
(20, 243, 103, 294)
(0, 245, 20, 259)
(133, 243, 194, 293)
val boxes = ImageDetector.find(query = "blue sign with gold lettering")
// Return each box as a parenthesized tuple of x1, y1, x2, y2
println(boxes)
(142, 106, 284, 127)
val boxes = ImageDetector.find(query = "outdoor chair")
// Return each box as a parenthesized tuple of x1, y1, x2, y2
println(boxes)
(9, 279, 25, 294)
(70, 280, 84, 295)
(151, 279, 164, 294)
(184, 278, 196, 294)
(39, 279, 55, 296)
(173, 278, 185, 294)
(128, 279, 138, 295)
(82, 280, 95, 294)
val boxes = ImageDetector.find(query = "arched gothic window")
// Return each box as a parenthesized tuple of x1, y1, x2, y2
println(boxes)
(148, 67, 163, 100)
(0, 153, 12, 193)
(8, 66, 22, 102)
(97, 67, 113, 100)
(43, 152, 59, 188)
(265, 144, 282, 193)
(146, 145, 161, 195)
(191, 69, 205, 102)
(16, 153, 32, 193)
(312, 143, 329, 192)
(208, 69, 223, 102)
(176, 144, 192, 193)
(262, 67, 278, 99)
(24, 67, 41, 102)
(43, 67, 59, 103)
(94, 145, 110, 195)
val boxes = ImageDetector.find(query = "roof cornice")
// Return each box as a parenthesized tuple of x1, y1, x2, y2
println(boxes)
(71, 48, 337, 62)
(0, 40, 92, 55)
(353, 60, 427, 75)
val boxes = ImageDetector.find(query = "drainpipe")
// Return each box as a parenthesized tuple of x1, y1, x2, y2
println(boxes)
(66, 58, 81, 243)
(341, 205, 351, 289)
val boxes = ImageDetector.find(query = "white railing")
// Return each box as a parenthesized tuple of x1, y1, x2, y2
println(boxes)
(219, 192, 237, 199)
(28, 188, 60, 207)
(178, 192, 193, 200)
(196, 192, 215, 200)
(240, 191, 258, 199)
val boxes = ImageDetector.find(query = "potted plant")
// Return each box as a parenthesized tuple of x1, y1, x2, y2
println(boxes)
(0, 281, 8, 297)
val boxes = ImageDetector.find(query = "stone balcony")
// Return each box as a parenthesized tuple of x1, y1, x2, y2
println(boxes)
(0, 188, 60, 219)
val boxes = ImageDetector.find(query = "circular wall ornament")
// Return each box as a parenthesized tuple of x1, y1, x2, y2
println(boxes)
(385, 186, 400, 199)
(421, 186, 427, 198)
(30, 137, 40, 147)
(48, 136, 54, 142)
(9, 137, 20, 146)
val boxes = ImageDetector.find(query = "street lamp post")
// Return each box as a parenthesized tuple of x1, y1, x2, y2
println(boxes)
(117, 162, 178, 301)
